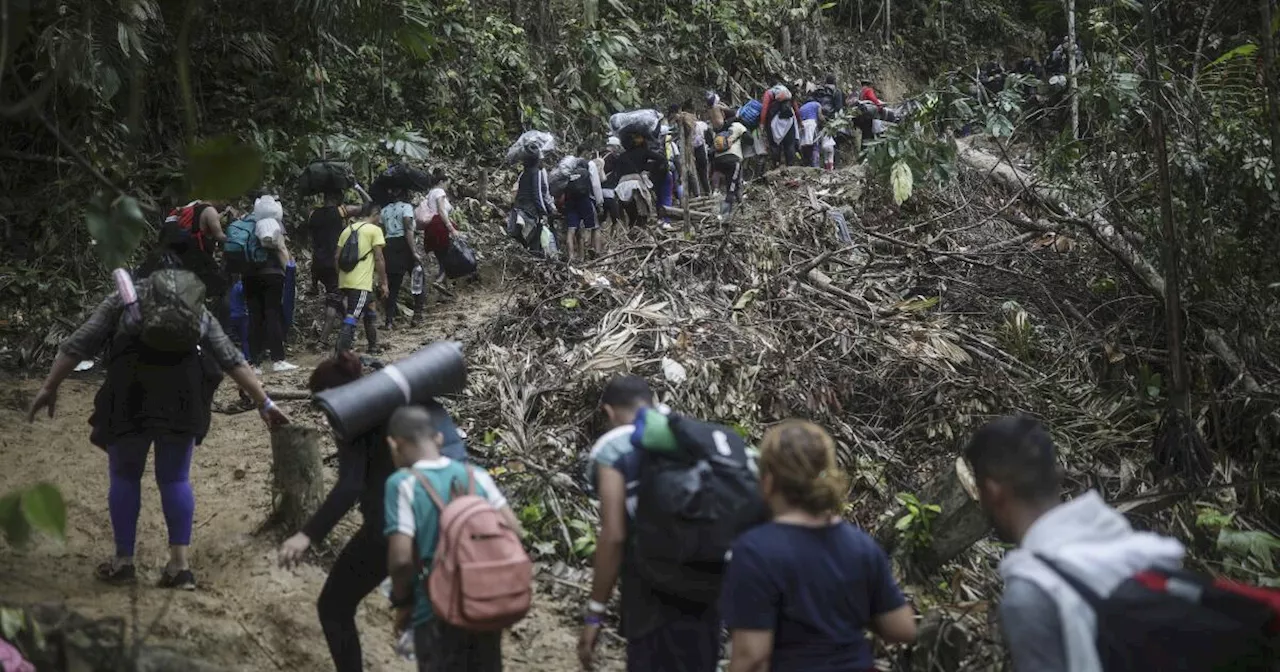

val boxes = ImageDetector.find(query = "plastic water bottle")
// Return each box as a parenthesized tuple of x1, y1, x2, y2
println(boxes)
(410, 265, 424, 296)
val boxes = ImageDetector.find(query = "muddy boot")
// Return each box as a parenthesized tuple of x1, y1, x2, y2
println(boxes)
(364, 315, 380, 354)
(410, 294, 424, 328)
(335, 319, 356, 355)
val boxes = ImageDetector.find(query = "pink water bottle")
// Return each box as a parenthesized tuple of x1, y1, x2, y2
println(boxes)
(114, 268, 141, 326)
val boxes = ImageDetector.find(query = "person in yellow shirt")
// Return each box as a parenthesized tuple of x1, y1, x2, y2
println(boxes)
(334, 208, 388, 354)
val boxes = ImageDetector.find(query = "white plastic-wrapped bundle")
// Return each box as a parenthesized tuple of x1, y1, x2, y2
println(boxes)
(609, 109, 662, 139)
(505, 130, 556, 164)
(253, 194, 283, 222)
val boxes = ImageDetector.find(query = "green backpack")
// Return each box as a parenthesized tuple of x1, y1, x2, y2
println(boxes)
(139, 269, 206, 352)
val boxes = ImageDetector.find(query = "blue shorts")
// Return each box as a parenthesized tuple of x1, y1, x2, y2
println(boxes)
(565, 196, 598, 230)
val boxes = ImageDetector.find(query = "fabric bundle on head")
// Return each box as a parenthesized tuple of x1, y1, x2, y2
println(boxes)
(254, 217, 283, 249)
(706, 92, 720, 107)
(607, 136, 622, 148)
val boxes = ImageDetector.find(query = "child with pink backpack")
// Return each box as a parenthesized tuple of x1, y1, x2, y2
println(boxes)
(384, 405, 531, 672)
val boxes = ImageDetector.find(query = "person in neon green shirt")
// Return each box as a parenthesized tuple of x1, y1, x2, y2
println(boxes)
(334, 210, 387, 354)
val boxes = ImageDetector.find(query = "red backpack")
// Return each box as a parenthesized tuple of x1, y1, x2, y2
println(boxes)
(164, 203, 207, 253)
(1038, 554, 1280, 670)
(410, 468, 532, 632)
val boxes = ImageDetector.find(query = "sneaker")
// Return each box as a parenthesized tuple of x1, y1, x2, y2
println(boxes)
(158, 568, 196, 591)
(271, 361, 299, 373)
(95, 561, 137, 586)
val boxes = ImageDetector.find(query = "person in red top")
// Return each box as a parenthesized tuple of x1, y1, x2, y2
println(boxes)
(859, 79, 884, 109)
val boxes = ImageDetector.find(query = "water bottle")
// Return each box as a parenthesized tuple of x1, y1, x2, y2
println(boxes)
(410, 264, 424, 296)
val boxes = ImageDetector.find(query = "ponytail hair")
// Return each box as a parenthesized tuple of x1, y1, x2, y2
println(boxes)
(308, 351, 363, 393)
(758, 420, 848, 517)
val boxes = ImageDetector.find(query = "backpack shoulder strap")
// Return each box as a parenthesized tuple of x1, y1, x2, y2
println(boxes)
(409, 468, 447, 511)
(1034, 553, 1105, 608)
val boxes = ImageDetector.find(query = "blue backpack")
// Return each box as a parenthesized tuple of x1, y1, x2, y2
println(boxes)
(224, 216, 267, 272)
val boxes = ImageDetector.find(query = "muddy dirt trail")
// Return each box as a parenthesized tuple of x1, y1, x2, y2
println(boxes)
(0, 268, 626, 671)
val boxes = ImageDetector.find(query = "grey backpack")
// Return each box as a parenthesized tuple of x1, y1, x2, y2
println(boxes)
(138, 269, 205, 352)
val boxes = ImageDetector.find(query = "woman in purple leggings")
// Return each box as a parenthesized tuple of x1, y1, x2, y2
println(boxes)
(28, 259, 288, 590)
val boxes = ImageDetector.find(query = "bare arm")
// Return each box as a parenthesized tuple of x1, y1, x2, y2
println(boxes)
(588, 466, 627, 606)
(201, 208, 226, 243)
(373, 246, 388, 290)
(403, 217, 420, 264)
(727, 629, 774, 672)
(872, 604, 918, 644)
(388, 533, 417, 606)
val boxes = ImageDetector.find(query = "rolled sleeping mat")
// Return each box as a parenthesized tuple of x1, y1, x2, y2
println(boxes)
(314, 341, 467, 441)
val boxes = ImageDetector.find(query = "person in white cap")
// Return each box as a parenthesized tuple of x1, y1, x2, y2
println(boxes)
(601, 136, 624, 228)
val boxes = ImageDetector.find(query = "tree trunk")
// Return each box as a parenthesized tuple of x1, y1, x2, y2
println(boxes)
(1067, 0, 1079, 140)
(1145, 0, 1208, 479)
(883, 0, 891, 46)
(781, 24, 792, 56)
(1259, 0, 1280, 187)
(875, 457, 988, 573)
(269, 425, 325, 533)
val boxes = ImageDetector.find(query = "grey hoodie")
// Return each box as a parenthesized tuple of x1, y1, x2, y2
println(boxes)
(999, 490, 1185, 672)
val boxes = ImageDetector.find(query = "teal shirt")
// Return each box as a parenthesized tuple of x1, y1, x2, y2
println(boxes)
(381, 201, 412, 238)
(384, 458, 508, 627)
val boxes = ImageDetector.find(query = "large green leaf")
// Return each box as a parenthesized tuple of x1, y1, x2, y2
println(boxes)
(20, 483, 66, 541)
(1206, 43, 1259, 69)
(85, 194, 147, 270)
(1218, 529, 1280, 571)
(187, 136, 263, 201)
(0, 492, 30, 547)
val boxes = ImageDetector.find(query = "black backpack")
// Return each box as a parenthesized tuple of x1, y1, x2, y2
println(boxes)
(630, 410, 770, 604)
(1038, 554, 1280, 671)
(566, 165, 592, 199)
(337, 223, 372, 273)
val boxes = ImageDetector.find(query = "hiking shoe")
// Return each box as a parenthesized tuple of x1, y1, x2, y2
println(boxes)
(271, 361, 299, 373)
(95, 561, 137, 586)
(158, 568, 196, 591)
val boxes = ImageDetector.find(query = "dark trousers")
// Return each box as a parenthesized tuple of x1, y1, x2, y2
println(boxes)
(318, 525, 387, 672)
(712, 155, 743, 209)
(693, 145, 711, 197)
(625, 609, 720, 672)
(244, 273, 285, 364)
(414, 618, 502, 672)
(774, 130, 798, 167)
(385, 272, 406, 324)
(337, 289, 378, 354)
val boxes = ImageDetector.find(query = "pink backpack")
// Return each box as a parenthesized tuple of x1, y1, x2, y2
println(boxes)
(411, 468, 533, 632)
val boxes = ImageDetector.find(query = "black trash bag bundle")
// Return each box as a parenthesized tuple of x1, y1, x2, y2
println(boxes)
(440, 238, 479, 279)
(370, 163, 432, 205)
(297, 160, 355, 196)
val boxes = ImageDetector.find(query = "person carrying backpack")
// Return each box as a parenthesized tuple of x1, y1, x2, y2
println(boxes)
(798, 99, 823, 168)
(309, 188, 370, 343)
(235, 196, 298, 373)
(711, 113, 749, 215)
(27, 268, 289, 590)
(510, 154, 557, 255)
(380, 189, 422, 331)
(335, 205, 388, 355)
(563, 157, 604, 263)
(579, 376, 748, 672)
(384, 406, 527, 672)
(966, 417, 1193, 671)
(721, 420, 917, 672)
(278, 355, 473, 672)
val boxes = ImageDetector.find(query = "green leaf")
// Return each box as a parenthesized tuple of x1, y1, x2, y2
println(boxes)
(186, 135, 263, 201)
(1196, 507, 1234, 530)
(890, 160, 913, 205)
(85, 194, 147, 270)
(0, 492, 31, 546)
(1206, 43, 1259, 69)
(0, 607, 24, 641)
(561, 297, 580, 309)
(21, 483, 66, 541)
(1217, 529, 1280, 571)
(895, 514, 915, 530)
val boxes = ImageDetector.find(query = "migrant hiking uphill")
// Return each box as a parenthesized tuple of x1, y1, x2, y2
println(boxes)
(12, 63, 1280, 672)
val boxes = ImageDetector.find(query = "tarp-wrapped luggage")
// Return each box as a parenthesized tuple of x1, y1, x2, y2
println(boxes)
(505, 130, 556, 164)
(297, 160, 354, 196)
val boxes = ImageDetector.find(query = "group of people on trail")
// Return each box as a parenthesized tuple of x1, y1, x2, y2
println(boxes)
(306, 168, 471, 356)
(502, 73, 891, 262)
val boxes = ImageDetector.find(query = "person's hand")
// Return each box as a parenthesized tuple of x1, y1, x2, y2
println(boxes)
(278, 532, 311, 569)
(378, 284, 390, 300)
(577, 623, 601, 670)
(260, 402, 290, 428)
(27, 386, 57, 422)
(393, 606, 413, 636)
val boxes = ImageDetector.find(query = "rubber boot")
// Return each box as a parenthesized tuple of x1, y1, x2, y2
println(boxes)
(336, 317, 357, 355)
(364, 314, 379, 354)
(410, 293, 424, 328)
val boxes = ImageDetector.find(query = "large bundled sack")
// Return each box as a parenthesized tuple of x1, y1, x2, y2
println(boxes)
(297, 160, 354, 196)
(629, 408, 770, 604)
(505, 130, 556, 165)
(370, 163, 432, 205)
(548, 156, 590, 198)
(610, 109, 662, 145)
(737, 99, 763, 129)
